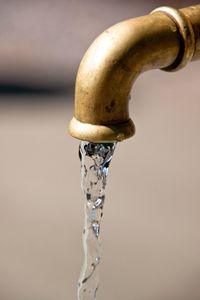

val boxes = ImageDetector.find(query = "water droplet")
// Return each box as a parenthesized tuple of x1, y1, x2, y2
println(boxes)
(92, 221, 100, 238)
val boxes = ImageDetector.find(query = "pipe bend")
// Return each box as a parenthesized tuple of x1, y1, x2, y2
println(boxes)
(69, 5, 200, 142)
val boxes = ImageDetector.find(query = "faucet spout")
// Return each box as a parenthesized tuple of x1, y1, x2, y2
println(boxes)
(69, 5, 200, 142)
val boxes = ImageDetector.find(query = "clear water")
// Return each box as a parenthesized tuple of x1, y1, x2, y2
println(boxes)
(77, 141, 116, 300)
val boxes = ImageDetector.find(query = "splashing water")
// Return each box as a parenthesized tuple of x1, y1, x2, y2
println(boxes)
(77, 141, 116, 300)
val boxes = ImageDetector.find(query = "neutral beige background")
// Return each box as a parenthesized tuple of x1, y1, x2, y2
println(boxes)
(0, 1, 200, 300)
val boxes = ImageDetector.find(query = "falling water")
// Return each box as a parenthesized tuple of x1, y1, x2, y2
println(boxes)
(77, 141, 116, 300)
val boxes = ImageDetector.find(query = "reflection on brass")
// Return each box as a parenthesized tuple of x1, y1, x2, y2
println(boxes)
(69, 5, 200, 142)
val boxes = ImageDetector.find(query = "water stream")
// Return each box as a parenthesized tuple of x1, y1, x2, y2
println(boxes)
(77, 141, 116, 300)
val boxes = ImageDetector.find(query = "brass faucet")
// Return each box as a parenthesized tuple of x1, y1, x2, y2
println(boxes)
(69, 5, 200, 142)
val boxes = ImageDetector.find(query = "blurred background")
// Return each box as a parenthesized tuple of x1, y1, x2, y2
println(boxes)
(0, 0, 200, 299)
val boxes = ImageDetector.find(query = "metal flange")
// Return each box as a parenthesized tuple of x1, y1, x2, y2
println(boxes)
(151, 6, 195, 71)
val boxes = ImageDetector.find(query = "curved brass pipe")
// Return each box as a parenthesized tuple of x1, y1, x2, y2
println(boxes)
(69, 5, 200, 142)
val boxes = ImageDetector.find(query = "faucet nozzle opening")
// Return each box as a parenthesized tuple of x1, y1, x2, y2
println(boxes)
(69, 117, 135, 143)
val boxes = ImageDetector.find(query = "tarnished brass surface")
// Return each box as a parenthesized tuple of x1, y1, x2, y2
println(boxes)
(69, 5, 200, 142)
(151, 7, 195, 71)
